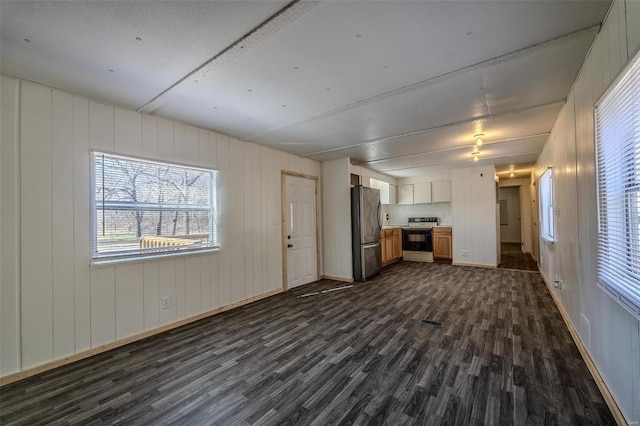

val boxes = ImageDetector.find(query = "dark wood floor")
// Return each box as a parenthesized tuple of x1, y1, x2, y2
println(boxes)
(0, 262, 614, 425)
(498, 252, 539, 272)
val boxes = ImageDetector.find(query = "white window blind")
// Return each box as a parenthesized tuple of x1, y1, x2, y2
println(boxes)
(594, 48, 640, 319)
(92, 152, 219, 261)
(539, 168, 554, 243)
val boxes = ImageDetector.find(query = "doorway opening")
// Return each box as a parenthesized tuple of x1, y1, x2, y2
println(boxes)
(498, 183, 537, 271)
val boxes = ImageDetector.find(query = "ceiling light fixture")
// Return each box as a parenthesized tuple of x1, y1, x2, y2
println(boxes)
(510, 171, 515, 178)
(471, 149, 480, 162)
(474, 133, 484, 146)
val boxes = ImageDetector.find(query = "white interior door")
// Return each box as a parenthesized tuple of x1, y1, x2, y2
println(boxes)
(285, 175, 317, 288)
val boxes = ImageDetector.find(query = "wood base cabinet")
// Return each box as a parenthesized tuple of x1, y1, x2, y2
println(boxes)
(432, 227, 452, 264)
(381, 228, 402, 266)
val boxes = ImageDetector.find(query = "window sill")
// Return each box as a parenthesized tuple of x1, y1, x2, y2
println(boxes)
(541, 236, 555, 245)
(91, 247, 220, 268)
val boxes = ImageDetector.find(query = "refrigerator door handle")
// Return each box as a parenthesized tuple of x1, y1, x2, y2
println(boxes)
(377, 201, 382, 231)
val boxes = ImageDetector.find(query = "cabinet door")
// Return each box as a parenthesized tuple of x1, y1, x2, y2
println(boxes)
(432, 180, 451, 203)
(388, 184, 397, 205)
(433, 234, 452, 261)
(413, 182, 432, 204)
(385, 235, 394, 261)
(381, 236, 387, 264)
(397, 184, 413, 204)
(392, 232, 402, 259)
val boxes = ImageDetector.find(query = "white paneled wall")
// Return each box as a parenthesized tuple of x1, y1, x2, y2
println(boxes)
(450, 165, 498, 267)
(321, 158, 352, 281)
(536, 1, 640, 422)
(0, 77, 321, 378)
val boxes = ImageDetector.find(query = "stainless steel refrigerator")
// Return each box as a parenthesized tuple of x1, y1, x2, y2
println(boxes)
(351, 185, 382, 281)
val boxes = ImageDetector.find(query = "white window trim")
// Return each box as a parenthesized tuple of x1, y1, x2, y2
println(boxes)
(594, 46, 640, 320)
(90, 150, 220, 265)
(539, 167, 555, 244)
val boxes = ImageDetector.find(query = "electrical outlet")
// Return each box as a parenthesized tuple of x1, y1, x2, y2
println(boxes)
(161, 296, 171, 310)
(462, 250, 469, 257)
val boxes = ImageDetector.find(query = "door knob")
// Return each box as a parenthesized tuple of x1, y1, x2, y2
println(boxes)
(287, 244, 293, 248)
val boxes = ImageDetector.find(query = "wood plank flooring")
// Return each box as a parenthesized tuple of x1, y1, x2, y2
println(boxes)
(0, 262, 614, 425)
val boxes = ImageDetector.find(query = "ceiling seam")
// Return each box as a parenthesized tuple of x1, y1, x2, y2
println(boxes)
(243, 24, 600, 142)
(137, 0, 320, 114)
(300, 100, 564, 158)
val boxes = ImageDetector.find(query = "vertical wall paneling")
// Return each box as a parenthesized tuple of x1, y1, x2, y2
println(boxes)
(174, 258, 186, 320)
(229, 139, 246, 303)
(243, 144, 254, 298)
(200, 255, 212, 312)
(0, 77, 21, 375)
(157, 118, 174, 161)
(184, 256, 201, 317)
(20, 83, 54, 368)
(266, 149, 281, 291)
(217, 135, 231, 307)
(184, 125, 199, 165)
(198, 129, 210, 167)
(114, 264, 144, 339)
(197, 130, 212, 311)
(51, 90, 76, 359)
(88, 99, 117, 348)
(143, 262, 160, 330)
(90, 267, 116, 347)
(627, 0, 640, 57)
(208, 132, 220, 310)
(89, 101, 114, 152)
(451, 166, 498, 267)
(536, 3, 640, 421)
(252, 144, 264, 297)
(158, 260, 177, 326)
(72, 96, 91, 352)
(320, 158, 352, 280)
(260, 147, 271, 292)
(114, 107, 142, 156)
(173, 123, 185, 163)
(142, 115, 158, 159)
(2, 77, 322, 381)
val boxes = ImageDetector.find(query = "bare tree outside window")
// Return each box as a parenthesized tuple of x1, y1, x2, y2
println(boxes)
(92, 152, 218, 259)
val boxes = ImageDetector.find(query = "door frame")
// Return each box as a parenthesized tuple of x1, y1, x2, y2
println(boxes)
(281, 170, 321, 291)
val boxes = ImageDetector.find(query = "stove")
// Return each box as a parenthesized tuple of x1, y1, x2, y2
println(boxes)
(405, 217, 439, 229)
(403, 217, 438, 262)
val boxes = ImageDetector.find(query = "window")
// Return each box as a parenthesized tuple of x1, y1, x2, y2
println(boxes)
(92, 152, 219, 261)
(539, 167, 554, 243)
(594, 48, 640, 319)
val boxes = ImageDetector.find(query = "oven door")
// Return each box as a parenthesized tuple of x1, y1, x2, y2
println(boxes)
(402, 229, 433, 252)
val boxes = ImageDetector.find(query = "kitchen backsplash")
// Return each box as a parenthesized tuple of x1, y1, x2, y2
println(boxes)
(382, 203, 452, 226)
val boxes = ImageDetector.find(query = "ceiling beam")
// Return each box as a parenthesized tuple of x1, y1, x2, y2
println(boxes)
(137, 0, 316, 114)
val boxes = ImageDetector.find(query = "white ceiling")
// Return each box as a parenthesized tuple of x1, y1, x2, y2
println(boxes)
(0, 0, 611, 179)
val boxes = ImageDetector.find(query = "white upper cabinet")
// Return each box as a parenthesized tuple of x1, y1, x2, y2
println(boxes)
(413, 182, 432, 204)
(398, 184, 414, 204)
(431, 180, 451, 203)
(388, 184, 397, 205)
